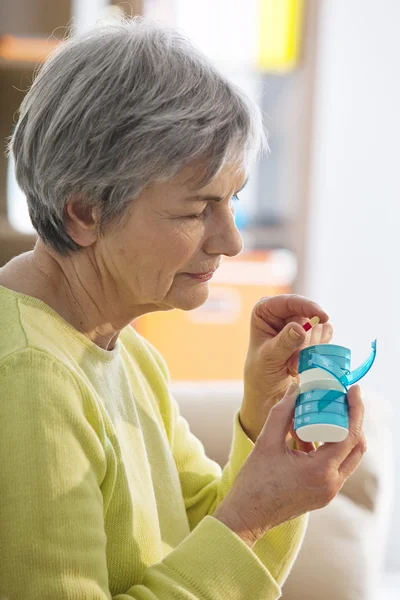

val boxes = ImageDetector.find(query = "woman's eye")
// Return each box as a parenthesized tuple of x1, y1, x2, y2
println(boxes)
(185, 194, 240, 220)
(230, 193, 240, 212)
(186, 210, 206, 220)
(185, 205, 208, 220)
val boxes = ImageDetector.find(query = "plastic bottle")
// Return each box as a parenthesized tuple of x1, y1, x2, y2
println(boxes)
(294, 340, 377, 443)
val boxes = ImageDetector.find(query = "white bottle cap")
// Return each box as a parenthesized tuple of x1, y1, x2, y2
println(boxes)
(296, 423, 348, 443)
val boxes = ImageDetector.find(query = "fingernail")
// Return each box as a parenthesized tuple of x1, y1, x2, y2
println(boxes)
(289, 328, 302, 340)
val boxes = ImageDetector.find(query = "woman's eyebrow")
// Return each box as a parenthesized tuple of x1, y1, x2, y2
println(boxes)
(185, 194, 224, 202)
(186, 177, 249, 202)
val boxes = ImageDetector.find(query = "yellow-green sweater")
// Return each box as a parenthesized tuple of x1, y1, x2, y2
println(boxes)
(0, 285, 308, 599)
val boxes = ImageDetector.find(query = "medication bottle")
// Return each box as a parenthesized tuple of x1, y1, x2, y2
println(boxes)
(294, 340, 377, 443)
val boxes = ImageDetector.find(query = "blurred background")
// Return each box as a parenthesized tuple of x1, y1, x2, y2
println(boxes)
(0, 1, 398, 598)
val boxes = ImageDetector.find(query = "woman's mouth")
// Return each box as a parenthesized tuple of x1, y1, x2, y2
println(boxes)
(184, 271, 215, 281)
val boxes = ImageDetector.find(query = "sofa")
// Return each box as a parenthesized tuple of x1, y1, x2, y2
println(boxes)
(170, 381, 394, 600)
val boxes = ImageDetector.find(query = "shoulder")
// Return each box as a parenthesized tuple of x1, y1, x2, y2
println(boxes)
(0, 346, 99, 433)
(0, 346, 104, 445)
(0, 345, 79, 382)
(0, 347, 106, 487)
(0, 347, 87, 411)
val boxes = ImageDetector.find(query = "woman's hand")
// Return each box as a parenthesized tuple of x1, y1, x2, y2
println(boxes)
(240, 294, 333, 442)
(214, 383, 367, 548)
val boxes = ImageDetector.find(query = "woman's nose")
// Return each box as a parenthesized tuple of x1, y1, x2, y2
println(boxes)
(204, 210, 243, 258)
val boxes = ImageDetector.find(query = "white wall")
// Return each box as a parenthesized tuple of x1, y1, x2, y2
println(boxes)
(305, 0, 400, 569)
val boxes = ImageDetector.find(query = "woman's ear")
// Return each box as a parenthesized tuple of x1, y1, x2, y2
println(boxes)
(64, 194, 99, 247)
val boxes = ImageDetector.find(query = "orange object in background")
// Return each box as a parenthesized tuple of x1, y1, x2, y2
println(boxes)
(134, 249, 297, 381)
(0, 35, 59, 63)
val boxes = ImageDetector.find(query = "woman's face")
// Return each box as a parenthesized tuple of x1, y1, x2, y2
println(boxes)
(99, 162, 245, 315)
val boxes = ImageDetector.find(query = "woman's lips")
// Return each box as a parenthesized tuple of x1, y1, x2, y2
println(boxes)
(185, 271, 215, 281)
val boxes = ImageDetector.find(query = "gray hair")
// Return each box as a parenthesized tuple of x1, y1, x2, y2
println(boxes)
(8, 16, 267, 255)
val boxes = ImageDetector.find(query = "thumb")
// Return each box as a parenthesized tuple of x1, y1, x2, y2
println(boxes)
(258, 382, 300, 447)
(271, 322, 306, 362)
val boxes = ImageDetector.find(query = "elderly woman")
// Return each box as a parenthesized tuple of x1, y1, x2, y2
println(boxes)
(0, 17, 366, 600)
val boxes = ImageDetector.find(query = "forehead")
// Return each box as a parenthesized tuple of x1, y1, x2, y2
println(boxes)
(177, 161, 248, 195)
(136, 160, 248, 212)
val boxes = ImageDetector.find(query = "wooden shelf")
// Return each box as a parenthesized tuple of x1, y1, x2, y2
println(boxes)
(0, 0, 146, 267)
(0, 35, 59, 66)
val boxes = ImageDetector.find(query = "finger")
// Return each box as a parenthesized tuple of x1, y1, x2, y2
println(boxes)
(287, 321, 333, 376)
(288, 349, 302, 376)
(289, 420, 316, 453)
(254, 295, 330, 331)
(313, 385, 365, 466)
(320, 321, 334, 343)
(259, 382, 300, 447)
(270, 321, 307, 364)
(338, 433, 367, 479)
(309, 321, 334, 346)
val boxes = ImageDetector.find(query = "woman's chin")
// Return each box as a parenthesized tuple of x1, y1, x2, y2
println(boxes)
(170, 282, 211, 311)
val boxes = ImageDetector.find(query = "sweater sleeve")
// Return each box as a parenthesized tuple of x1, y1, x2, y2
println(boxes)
(0, 349, 281, 600)
(138, 335, 309, 589)
(169, 393, 309, 588)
